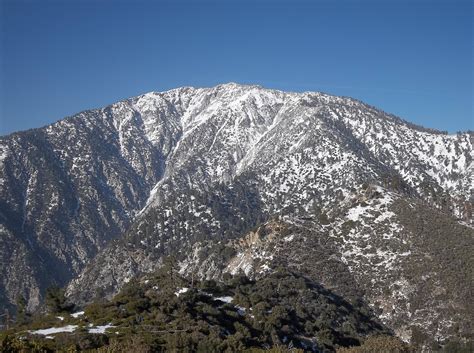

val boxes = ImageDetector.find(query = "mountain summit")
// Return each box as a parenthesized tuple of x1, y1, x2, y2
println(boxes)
(0, 83, 472, 347)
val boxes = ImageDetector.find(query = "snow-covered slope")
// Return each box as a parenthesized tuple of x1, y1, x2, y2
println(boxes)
(134, 83, 472, 219)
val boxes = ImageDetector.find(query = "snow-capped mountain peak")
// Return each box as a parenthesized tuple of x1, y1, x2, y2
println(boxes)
(0, 84, 472, 346)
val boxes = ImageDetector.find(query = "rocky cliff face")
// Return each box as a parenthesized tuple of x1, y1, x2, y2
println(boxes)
(1, 83, 472, 345)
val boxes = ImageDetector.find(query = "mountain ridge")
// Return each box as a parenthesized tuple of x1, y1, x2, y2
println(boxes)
(2, 82, 467, 140)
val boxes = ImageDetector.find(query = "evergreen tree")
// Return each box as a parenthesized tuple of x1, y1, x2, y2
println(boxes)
(15, 295, 28, 325)
(45, 286, 74, 313)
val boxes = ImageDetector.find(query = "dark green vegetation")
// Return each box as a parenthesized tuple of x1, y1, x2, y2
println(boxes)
(2, 258, 472, 352)
(1, 261, 392, 352)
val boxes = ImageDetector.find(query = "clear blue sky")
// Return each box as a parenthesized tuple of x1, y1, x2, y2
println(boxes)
(1, 0, 472, 135)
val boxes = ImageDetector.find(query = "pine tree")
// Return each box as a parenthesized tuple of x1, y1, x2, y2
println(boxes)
(45, 286, 74, 313)
(16, 295, 28, 325)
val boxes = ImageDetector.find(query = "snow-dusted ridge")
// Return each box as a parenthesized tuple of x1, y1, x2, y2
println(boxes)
(111, 83, 472, 222)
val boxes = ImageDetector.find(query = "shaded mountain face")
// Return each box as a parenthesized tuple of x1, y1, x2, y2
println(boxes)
(0, 83, 472, 345)
(0, 95, 181, 310)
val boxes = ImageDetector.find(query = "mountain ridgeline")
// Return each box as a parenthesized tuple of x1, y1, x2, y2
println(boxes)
(0, 83, 472, 350)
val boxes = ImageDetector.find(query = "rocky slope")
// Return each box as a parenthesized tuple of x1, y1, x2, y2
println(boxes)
(1, 83, 472, 347)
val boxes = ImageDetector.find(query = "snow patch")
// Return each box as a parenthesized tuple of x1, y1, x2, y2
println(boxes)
(215, 296, 233, 303)
(175, 287, 189, 296)
(89, 324, 114, 334)
(71, 311, 85, 318)
(29, 325, 78, 336)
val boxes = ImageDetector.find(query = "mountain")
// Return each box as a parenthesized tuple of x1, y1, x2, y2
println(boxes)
(0, 83, 472, 348)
